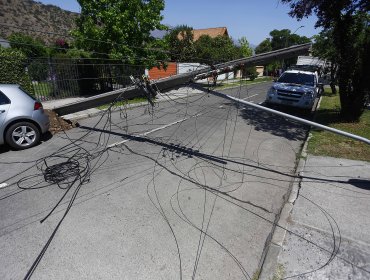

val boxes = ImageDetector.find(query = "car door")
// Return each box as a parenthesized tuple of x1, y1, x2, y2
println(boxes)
(0, 91, 11, 129)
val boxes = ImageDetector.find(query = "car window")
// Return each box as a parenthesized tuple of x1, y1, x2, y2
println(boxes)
(278, 73, 315, 86)
(0, 91, 11, 105)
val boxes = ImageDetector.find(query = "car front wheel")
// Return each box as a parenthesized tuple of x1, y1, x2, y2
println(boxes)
(5, 121, 41, 150)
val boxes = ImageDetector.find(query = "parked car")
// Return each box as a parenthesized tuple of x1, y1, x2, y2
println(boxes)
(265, 68, 323, 111)
(0, 84, 49, 150)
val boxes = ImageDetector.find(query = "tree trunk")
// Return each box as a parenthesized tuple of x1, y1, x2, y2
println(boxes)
(334, 14, 368, 122)
(338, 75, 365, 122)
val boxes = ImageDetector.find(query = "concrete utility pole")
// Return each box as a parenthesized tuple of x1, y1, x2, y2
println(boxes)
(52, 42, 370, 145)
(53, 43, 312, 116)
(197, 87, 370, 145)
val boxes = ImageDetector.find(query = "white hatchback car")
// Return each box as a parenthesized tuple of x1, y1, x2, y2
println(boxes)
(0, 84, 50, 150)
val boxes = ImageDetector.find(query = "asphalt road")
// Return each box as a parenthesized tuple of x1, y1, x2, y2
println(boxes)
(0, 82, 309, 279)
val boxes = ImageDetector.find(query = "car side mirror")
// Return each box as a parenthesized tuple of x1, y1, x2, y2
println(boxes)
(273, 78, 277, 82)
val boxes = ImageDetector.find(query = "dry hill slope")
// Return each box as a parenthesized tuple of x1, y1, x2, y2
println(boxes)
(0, 0, 77, 44)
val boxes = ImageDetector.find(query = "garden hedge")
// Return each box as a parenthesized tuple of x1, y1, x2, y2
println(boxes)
(0, 47, 33, 93)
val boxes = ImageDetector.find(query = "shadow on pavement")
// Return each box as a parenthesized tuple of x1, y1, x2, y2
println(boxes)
(41, 131, 53, 142)
(0, 145, 10, 154)
(347, 179, 370, 190)
(78, 125, 368, 189)
(0, 131, 53, 154)
(238, 105, 309, 141)
(194, 83, 310, 142)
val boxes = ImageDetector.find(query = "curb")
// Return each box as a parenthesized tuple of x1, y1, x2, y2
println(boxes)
(258, 139, 308, 280)
(258, 96, 322, 280)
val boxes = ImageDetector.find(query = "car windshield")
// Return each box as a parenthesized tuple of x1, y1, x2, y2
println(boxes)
(278, 72, 315, 86)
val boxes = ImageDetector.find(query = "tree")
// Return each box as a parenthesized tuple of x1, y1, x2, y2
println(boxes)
(194, 35, 240, 64)
(8, 33, 47, 58)
(255, 30, 311, 74)
(270, 29, 291, 50)
(8, 33, 49, 81)
(164, 25, 196, 62)
(188, 35, 241, 85)
(281, 0, 368, 29)
(255, 38, 272, 54)
(237, 37, 257, 79)
(256, 31, 299, 55)
(191, 34, 212, 63)
(269, 29, 310, 51)
(281, 0, 370, 121)
(238, 36, 253, 57)
(73, 0, 167, 67)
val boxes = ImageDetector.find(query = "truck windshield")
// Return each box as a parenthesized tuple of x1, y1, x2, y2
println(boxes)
(278, 72, 314, 86)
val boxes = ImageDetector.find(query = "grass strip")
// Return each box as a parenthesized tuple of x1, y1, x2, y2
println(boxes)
(308, 89, 370, 161)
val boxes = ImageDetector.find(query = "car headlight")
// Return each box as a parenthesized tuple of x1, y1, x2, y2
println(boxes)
(268, 87, 277, 95)
(303, 91, 314, 99)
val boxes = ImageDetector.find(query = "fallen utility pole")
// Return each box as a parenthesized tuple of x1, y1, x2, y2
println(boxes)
(194, 86, 370, 145)
(53, 43, 311, 116)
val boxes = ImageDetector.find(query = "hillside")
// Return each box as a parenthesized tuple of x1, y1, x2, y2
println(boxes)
(0, 0, 78, 44)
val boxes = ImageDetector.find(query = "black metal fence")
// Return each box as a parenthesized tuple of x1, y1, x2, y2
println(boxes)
(27, 58, 145, 101)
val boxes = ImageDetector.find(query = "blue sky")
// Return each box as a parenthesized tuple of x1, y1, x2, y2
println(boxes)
(38, 0, 320, 45)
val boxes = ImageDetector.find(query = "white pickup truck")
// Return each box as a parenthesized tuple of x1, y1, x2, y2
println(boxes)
(265, 69, 322, 111)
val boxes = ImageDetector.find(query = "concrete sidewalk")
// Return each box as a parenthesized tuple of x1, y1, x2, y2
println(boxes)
(261, 155, 370, 279)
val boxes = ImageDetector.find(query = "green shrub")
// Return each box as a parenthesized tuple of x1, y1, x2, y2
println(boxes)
(8, 32, 47, 58)
(242, 65, 258, 80)
(0, 47, 33, 93)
